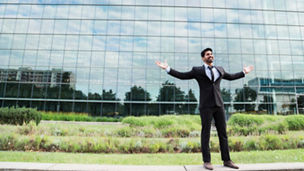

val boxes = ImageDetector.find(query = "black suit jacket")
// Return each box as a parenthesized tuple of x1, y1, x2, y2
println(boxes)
(168, 65, 245, 109)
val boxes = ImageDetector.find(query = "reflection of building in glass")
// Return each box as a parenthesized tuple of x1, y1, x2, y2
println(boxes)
(0, 1, 303, 115)
(0, 68, 75, 89)
(249, 77, 304, 114)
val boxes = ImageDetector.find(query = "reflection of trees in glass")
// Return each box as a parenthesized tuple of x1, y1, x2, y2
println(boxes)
(258, 95, 274, 114)
(221, 88, 231, 113)
(234, 85, 257, 112)
(288, 99, 297, 114)
(184, 89, 198, 114)
(157, 81, 197, 114)
(3, 83, 18, 97)
(157, 81, 184, 114)
(124, 85, 151, 116)
(101, 89, 121, 117)
(221, 88, 231, 102)
(291, 96, 304, 114)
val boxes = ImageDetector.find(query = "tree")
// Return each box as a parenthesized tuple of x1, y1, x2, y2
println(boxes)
(221, 88, 231, 102)
(156, 81, 186, 114)
(233, 85, 257, 112)
(101, 89, 120, 117)
(183, 89, 198, 114)
(221, 88, 232, 113)
(258, 95, 274, 114)
(124, 85, 151, 116)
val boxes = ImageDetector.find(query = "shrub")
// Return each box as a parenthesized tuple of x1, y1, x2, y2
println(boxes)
(228, 114, 264, 127)
(122, 117, 146, 127)
(285, 115, 304, 130)
(1, 134, 303, 153)
(151, 118, 175, 129)
(17, 121, 37, 135)
(244, 139, 258, 151)
(0, 107, 41, 126)
(260, 135, 283, 150)
(162, 127, 190, 138)
(115, 127, 134, 137)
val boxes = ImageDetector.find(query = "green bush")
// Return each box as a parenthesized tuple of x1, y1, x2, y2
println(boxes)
(162, 127, 190, 138)
(116, 127, 135, 137)
(228, 114, 264, 127)
(42, 112, 121, 122)
(260, 135, 283, 150)
(151, 118, 175, 129)
(285, 115, 304, 130)
(228, 114, 304, 136)
(17, 122, 37, 135)
(122, 117, 147, 127)
(0, 107, 41, 126)
(0, 134, 303, 153)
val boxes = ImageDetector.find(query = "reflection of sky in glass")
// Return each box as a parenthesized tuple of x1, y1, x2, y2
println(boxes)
(0, 0, 303, 106)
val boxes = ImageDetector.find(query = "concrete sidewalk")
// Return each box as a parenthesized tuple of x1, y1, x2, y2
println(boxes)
(1, 162, 304, 171)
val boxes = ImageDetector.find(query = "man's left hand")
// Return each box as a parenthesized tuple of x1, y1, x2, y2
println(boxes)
(243, 65, 254, 74)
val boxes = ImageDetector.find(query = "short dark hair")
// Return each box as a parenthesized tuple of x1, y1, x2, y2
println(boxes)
(201, 48, 213, 58)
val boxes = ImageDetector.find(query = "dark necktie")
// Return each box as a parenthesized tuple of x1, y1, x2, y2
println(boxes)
(208, 66, 214, 82)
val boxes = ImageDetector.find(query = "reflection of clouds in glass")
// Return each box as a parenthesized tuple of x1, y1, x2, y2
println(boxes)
(1, 2, 304, 106)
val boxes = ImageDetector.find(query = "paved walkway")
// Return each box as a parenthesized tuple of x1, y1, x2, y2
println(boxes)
(1, 162, 304, 171)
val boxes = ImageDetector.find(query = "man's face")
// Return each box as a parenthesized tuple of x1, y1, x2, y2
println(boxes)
(203, 50, 214, 64)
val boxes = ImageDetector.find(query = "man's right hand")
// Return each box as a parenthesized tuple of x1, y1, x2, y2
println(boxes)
(155, 60, 168, 70)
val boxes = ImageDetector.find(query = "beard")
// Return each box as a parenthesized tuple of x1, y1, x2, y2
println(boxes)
(205, 57, 213, 64)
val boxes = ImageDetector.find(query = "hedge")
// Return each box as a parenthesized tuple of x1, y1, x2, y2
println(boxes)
(0, 107, 41, 126)
(0, 134, 303, 153)
(41, 112, 122, 122)
(228, 114, 304, 136)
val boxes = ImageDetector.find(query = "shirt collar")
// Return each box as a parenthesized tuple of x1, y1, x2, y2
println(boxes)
(203, 63, 213, 69)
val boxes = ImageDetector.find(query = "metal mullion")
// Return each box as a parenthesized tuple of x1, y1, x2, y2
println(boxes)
(72, 5, 85, 113)
(129, 1, 137, 116)
(224, 0, 233, 112)
(30, 4, 46, 108)
(57, 5, 71, 112)
(285, 2, 297, 114)
(114, 4, 122, 115)
(158, 2, 162, 115)
(2, 17, 304, 28)
(234, 2, 246, 108)
(100, 5, 110, 116)
(1, 2, 304, 13)
(43, 5, 58, 111)
(3, 4, 20, 107)
(16, 4, 33, 106)
(0, 3, 8, 107)
(87, 5, 97, 113)
(3, 32, 304, 41)
(143, 4, 149, 115)
(3, 48, 304, 57)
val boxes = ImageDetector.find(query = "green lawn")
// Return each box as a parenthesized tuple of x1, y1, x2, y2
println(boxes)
(1, 149, 303, 165)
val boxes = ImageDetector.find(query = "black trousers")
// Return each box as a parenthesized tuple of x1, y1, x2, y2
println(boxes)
(199, 106, 231, 162)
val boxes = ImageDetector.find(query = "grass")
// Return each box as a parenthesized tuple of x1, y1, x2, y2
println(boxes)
(0, 149, 303, 165)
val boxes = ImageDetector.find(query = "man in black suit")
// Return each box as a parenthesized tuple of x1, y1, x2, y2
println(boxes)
(156, 48, 253, 170)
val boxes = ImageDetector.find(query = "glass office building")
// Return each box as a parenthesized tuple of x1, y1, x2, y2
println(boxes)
(0, 0, 303, 116)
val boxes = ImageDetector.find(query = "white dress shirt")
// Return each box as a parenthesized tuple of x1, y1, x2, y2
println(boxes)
(203, 63, 220, 82)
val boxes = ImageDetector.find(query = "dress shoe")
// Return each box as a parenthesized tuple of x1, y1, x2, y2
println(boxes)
(223, 160, 239, 169)
(203, 162, 214, 170)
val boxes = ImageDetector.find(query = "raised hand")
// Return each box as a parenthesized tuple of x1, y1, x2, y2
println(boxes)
(243, 65, 254, 74)
(155, 60, 168, 70)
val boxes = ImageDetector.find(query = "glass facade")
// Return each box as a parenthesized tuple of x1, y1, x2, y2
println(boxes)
(0, 0, 303, 116)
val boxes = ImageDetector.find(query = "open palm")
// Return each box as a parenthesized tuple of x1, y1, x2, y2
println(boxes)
(243, 65, 254, 74)
(155, 61, 168, 70)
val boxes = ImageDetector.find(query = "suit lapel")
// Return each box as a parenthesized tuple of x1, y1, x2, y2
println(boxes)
(214, 66, 223, 82)
(201, 65, 207, 78)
